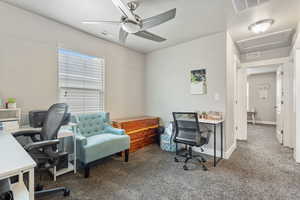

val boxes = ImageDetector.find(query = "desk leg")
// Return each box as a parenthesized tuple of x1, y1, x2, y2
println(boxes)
(73, 134, 77, 174)
(213, 124, 216, 167)
(29, 168, 34, 200)
(221, 122, 223, 159)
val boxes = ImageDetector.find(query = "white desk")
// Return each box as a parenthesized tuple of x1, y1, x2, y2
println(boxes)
(198, 118, 224, 167)
(0, 131, 36, 200)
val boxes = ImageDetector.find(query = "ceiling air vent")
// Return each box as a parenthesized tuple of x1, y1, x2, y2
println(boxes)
(236, 29, 294, 54)
(232, 0, 270, 13)
(246, 52, 261, 60)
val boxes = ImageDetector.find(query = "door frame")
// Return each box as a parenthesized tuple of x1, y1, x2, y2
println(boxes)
(276, 65, 284, 144)
(236, 67, 247, 140)
(238, 57, 290, 141)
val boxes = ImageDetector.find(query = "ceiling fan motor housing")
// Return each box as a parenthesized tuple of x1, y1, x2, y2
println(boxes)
(122, 20, 141, 33)
(121, 14, 142, 33)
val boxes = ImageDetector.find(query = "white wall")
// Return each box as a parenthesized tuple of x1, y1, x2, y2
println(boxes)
(226, 32, 238, 152)
(0, 2, 145, 120)
(294, 49, 300, 162)
(247, 72, 276, 123)
(145, 32, 226, 122)
(291, 22, 300, 161)
(145, 32, 236, 156)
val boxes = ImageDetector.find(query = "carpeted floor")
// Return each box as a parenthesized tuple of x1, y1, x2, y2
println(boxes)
(39, 125, 300, 200)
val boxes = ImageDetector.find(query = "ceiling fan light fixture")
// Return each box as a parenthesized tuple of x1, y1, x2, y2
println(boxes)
(248, 19, 274, 34)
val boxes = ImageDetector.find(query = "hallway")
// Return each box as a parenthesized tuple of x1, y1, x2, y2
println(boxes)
(227, 124, 300, 199)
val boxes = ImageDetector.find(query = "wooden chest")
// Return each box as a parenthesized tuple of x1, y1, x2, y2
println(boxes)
(112, 116, 160, 153)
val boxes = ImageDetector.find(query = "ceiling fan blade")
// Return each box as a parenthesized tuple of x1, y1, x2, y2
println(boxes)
(142, 8, 176, 30)
(82, 20, 120, 25)
(134, 31, 166, 42)
(111, 0, 137, 21)
(119, 27, 129, 43)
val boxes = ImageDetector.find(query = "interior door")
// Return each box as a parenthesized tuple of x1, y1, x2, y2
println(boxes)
(236, 68, 247, 140)
(233, 55, 238, 144)
(276, 66, 284, 144)
(282, 62, 294, 148)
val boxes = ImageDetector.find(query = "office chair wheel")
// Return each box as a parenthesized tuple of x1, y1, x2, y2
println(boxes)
(202, 165, 208, 171)
(64, 189, 70, 197)
(174, 157, 179, 162)
(183, 165, 188, 171)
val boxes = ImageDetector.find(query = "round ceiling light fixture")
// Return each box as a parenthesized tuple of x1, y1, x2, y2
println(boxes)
(248, 19, 274, 34)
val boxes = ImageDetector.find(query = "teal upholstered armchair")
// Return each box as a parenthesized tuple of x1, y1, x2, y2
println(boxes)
(72, 112, 130, 178)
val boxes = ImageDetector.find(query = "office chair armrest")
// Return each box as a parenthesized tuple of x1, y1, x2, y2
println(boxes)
(13, 130, 41, 138)
(103, 126, 125, 135)
(25, 139, 60, 151)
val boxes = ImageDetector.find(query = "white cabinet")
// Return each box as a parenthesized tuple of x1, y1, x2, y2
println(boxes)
(0, 108, 21, 132)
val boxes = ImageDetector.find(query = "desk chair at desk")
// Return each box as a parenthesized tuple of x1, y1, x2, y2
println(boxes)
(13, 103, 70, 198)
(173, 112, 211, 171)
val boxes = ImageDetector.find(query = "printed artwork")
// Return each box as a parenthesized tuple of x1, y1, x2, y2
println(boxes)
(258, 84, 270, 100)
(190, 69, 207, 95)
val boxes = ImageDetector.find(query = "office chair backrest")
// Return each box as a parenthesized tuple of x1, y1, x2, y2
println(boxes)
(172, 112, 201, 145)
(40, 103, 68, 141)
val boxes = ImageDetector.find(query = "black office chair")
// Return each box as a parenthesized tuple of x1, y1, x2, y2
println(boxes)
(14, 103, 70, 197)
(173, 112, 211, 171)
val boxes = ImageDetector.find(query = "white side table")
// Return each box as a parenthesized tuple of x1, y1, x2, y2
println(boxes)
(15, 123, 77, 181)
(49, 123, 77, 181)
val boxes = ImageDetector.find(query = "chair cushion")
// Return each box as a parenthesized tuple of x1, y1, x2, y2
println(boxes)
(77, 113, 105, 137)
(82, 133, 130, 163)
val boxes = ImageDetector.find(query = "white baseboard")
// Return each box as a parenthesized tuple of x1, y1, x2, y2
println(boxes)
(248, 120, 276, 125)
(192, 142, 237, 160)
(224, 142, 237, 159)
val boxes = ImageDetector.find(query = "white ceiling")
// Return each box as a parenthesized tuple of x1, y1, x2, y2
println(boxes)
(227, 0, 300, 42)
(2, 0, 300, 53)
(1, 0, 226, 53)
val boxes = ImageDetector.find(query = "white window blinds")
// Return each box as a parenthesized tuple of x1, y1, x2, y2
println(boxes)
(58, 49, 104, 114)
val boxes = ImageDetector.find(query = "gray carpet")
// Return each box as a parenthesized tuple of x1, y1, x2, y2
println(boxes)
(39, 125, 300, 200)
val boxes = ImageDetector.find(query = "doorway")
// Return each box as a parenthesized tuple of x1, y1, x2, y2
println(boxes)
(235, 59, 294, 149)
(246, 65, 278, 143)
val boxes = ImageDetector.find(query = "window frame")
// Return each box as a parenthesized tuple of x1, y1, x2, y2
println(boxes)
(57, 48, 105, 114)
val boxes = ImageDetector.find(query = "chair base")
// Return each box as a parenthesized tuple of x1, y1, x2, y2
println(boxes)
(35, 186, 70, 197)
(175, 146, 208, 171)
(84, 149, 130, 178)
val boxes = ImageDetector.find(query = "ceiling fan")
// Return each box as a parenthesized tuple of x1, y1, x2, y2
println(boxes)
(82, 0, 176, 43)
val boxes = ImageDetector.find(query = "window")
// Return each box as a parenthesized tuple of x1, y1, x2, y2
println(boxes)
(58, 49, 104, 114)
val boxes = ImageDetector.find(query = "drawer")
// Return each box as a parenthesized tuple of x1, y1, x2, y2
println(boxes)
(128, 130, 145, 141)
(143, 135, 156, 146)
(145, 118, 159, 127)
(122, 120, 147, 132)
(130, 141, 144, 152)
(144, 128, 157, 138)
